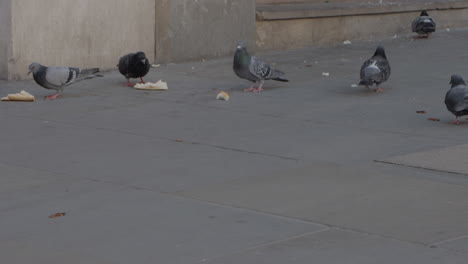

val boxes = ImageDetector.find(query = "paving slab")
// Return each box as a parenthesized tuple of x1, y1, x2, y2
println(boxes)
(178, 161, 468, 245)
(0, 180, 326, 264)
(202, 229, 468, 264)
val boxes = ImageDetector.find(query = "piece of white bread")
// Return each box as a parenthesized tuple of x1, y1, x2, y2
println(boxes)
(1, 90, 35, 102)
(134, 80, 168, 90)
(216, 91, 230, 101)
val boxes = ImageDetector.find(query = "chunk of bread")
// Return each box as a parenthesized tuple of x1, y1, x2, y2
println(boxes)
(1, 90, 35, 102)
(216, 91, 230, 101)
(134, 80, 168, 90)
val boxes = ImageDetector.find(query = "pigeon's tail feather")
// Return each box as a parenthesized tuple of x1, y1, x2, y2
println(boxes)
(80, 68, 100, 75)
(267, 69, 286, 80)
(422, 23, 436, 33)
(361, 67, 381, 85)
(72, 68, 102, 84)
(272, 77, 289, 82)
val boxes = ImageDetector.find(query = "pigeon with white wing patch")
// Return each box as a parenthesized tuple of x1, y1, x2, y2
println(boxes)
(359, 45, 391, 92)
(28, 63, 102, 100)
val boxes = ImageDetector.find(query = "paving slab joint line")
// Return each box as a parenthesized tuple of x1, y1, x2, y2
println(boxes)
(195, 228, 331, 264)
(429, 234, 468, 247)
(374, 159, 468, 178)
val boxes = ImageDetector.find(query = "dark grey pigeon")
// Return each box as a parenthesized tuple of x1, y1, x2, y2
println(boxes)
(412, 10, 436, 38)
(359, 45, 391, 92)
(445, 74, 468, 124)
(233, 42, 288, 93)
(28, 63, 102, 100)
(118, 51, 151, 87)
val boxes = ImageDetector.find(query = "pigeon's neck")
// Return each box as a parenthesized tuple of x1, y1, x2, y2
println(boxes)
(234, 50, 250, 66)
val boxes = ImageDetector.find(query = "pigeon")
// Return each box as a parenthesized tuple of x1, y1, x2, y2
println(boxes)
(445, 75, 468, 124)
(359, 45, 391, 92)
(412, 10, 436, 38)
(233, 42, 288, 93)
(118, 51, 151, 87)
(28, 63, 102, 100)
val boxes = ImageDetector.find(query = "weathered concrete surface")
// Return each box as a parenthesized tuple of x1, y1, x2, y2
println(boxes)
(257, 8, 468, 50)
(155, 0, 256, 63)
(2, 29, 468, 263)
(0, 0, 12, 80)
(7, 0, 155, 80)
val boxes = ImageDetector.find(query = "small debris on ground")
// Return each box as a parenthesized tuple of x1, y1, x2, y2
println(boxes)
(151, 64, 161, 68)
(428, 118, 440, 121)
(351, 84, 358, 88)
(48, 212, 66, 219)
(322, 72, 330, 77)
(216, 91, 230, 101)
(343, 40, 352, 45)
(446, 28, 451, 32)
(416, 111, 426, 114)
(175, 139, 184, 143)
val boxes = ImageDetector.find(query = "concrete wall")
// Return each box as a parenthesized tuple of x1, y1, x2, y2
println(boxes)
(8, 0, 155, 80)
(256, 8, 468, 51)
(155, 0, 256, 63)
(0, 0, 12, 80)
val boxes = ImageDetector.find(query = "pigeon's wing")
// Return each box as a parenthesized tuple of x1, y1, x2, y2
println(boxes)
(118, 54, 131, 76)
(412, 17, 436, 33)
(453, 87, 468, 112)
(248, 56, 275, 80)
(45, 66, 79, 86)
(375, 57, 391, 81)
(248, 56, 285, 80)
(360, 59, 374, 79)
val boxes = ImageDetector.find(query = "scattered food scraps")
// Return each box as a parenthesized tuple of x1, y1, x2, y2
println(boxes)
(343, 40, 352, 45)
(48, 212, 66, 218)
(216, 91, 230, 101)
(151, 64, 161, 68)
(175, 139, 184, 143)
(305, 64, 313, 67)
(446, 28, 451, 32)
(322, 72, 330, 77)
(351, 84, 358, 88)
(416, 111, 426, 114)
(428, 118, 440, 121)
(1, 90, 35, 102)
(134, 80, 168, 90)
(211, 88, 217, 91)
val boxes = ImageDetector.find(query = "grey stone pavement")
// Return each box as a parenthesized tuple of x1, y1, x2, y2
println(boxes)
(2, 28, 468, 264)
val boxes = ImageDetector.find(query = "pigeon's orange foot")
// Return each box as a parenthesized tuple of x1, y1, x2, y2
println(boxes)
(253, 87, 264, 93)
(45, 94, 60, 100)
(126, 81, 134, 87)
(243, 86, 255, 92)
(375, 88, 384, 92)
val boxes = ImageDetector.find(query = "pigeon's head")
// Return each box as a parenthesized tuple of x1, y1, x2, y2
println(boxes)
(450, 75, 466, 87)
(373, 45, 387, 59)
(420, 10, 429, 17)
(28, 63, 42, 75)
(135, 52, 147, 64)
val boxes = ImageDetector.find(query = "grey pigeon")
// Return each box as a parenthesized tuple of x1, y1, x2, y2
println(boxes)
(233, 42, 288, 93)
(412, 10, 436, 38)
(359, 45, 391, 92)
(118, 51, 151, 87)
(445, 75, 468, 124)
(28, 63, 102, 100)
